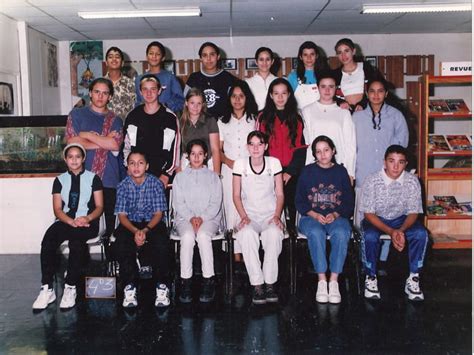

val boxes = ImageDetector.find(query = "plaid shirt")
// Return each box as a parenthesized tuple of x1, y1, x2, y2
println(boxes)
(115, 174, 167, 222)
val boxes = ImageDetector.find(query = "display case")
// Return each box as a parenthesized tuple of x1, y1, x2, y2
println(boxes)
(0, 115, 67, 176)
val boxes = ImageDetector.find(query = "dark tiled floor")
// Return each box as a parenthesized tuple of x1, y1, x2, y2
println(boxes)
(0, 249, 471, 354)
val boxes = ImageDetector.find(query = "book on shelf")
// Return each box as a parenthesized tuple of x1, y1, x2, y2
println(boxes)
(428, 134, 450, 152)
(445, 134, 472, 151)
(429, 98, 471, 114)
(442, 156, 471, 168)
(428, 196, 472, 216)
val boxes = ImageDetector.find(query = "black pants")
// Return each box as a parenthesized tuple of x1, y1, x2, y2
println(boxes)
(103, 187, 117, 238)
(40, 220, 99, 287)
(114, 221, 170, 287)
(284, 174, 299, 231)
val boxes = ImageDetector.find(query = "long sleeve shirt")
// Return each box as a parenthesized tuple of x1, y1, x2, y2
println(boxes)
(172, 166, 222, 225)
(123, 105, 180, 178)
(301, 101, 356, 177)
(135, 70, 185, 113)
(258, 113, 306, 176)
(295, 163, 354, 219)
(352, 103, 408, 188)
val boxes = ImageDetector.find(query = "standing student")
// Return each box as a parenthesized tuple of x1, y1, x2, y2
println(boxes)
(172, 139, 223, 303)
(258, 78, 306, 229)
(287, 41, 328, 109)
(333, 38, 378, 112)
(300, 71, 356, 181)
(179, 88, 221, 173)
(353, 78, 409, 225)
(66, 78, 123, 240)
(296, 136, 354, 304)
(114, 151, 171, 308)
(123, 74, 180, 187)
(104, 46, 136, 122)
(184, 42, 237, 119)
(135, 41, 185, 113)
(233, 131, 285, 305)
(218, 81, 258, 230)
(245, 47, 278, 111)
(33, 143, 103, 310)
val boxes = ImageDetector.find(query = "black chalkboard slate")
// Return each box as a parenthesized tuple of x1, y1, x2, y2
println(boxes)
(85, 277, 116, 299)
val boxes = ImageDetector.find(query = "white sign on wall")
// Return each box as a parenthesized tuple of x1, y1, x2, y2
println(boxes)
(440, 62, 472, 76)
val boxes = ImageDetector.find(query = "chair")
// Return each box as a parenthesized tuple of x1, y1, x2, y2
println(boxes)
(167, 186, 231, 301)
(293, 212, 362, 296)
(226, 210, 295, 302)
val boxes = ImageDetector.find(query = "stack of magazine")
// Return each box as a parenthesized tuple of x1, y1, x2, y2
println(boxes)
(429, 98, 471, 114)
(428, 134, 472, 153)
(427, 196, 472, 216)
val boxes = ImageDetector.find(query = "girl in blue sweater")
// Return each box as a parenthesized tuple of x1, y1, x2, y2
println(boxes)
(295, 135, 354, 304)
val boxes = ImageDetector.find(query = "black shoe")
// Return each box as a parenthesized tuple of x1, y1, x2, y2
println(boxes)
(252, 285, 267, 305)
(199, 277, 215, 303)
(265, 283, 278, 303)
(179, 278, 193, 304)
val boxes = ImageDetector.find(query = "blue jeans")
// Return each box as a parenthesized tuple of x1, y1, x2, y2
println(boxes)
(361, 215, 428, 276)
(298, 215, 351, 274)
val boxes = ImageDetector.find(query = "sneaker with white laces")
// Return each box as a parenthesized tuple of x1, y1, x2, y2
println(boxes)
(405, 274, 424, 301)
(60, 284, 77, 309)
(155, 283, 170, 307)
(32, 285, 56, 310)
(364, 275, 381, 300)
(328, 281, 341, 304)
(123, 284, 138, 308)
(316, 280, 329, 303)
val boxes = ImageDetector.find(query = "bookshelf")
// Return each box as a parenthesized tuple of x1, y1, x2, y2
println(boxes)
(418, 74, 472, 249)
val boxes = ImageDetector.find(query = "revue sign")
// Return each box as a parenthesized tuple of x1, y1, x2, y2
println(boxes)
(440, 62, 472, 76)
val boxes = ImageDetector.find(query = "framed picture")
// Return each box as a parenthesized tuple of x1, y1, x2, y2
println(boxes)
(122, 61, 145, 80)
(245, 58, 258, 70)
(365, 56, 378, 68)
(163, 60, 176, 74)
(292, 57, 299, 70)
(0, 71, 19, 116)
(221, 58, 237, 70)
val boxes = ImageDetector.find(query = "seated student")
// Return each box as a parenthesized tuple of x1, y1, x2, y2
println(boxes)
(114, 150, 170, 308)
(295, 136, 354, 304)
(184, 42, 237, 119)
(233, 131, 285, 305)
(135, 41, 185, 113)
(360, 145, 428, 301)
(33, 143, 104, 310)
(172, 139, 223, 303)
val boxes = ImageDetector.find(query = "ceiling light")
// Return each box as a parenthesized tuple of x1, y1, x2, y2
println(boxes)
(78, 8, 201, 19)
(362, 3, 471, 14)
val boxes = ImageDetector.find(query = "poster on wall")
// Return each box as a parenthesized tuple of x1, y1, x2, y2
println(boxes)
(45, 41, 58, 87)
(0, 72, 19, 116)
(70, 41, 104, 104)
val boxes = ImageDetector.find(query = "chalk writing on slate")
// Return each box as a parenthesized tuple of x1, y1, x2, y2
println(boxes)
(85, 277, 116, 299)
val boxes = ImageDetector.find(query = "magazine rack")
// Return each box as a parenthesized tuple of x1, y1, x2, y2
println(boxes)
(418, 75, 472, 248)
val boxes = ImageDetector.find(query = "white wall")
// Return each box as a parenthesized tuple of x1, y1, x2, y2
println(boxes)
(27, 28, 61, 115)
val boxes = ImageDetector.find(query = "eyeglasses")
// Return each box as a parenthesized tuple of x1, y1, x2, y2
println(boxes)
(91, 89, 110, 96)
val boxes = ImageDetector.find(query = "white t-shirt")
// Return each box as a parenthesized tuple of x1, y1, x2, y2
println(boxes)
(341, 62, 365, 96)
(245, 73, 277, 111)
(233, 156, 282, 221)
(301, 101, 356, 177)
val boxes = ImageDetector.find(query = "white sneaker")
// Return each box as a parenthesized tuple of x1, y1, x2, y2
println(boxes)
(123, 284, 138, 308)
(32, 285, 56, 310)
(155, 283, 170, 307)
(364, 275, 381, 300)
(328, 281, 341, 304)
(405, 274, 424, 301)
(315, 280, 329, 303)
(60, 284, 77, 309)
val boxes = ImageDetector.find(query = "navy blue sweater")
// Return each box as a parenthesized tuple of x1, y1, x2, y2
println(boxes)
(295, 163, 354, 218)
